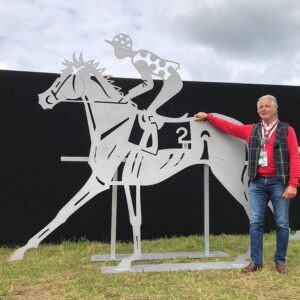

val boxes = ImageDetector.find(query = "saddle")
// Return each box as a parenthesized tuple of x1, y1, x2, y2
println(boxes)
(129, 110, 190, 155)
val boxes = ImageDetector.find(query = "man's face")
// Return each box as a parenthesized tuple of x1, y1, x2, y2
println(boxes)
(258, 98, 277, 123)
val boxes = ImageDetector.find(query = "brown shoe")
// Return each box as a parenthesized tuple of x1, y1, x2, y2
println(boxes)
(241, 261, 263, 274)
(276, 262, 288, 274)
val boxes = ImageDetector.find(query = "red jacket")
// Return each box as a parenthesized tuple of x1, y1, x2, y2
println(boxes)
(207, 114, 300, 187)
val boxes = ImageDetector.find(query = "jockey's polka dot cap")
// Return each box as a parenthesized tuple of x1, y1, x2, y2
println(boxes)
(105, 33, 132, 50)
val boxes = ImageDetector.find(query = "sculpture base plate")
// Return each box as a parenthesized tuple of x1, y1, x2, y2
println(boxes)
(101, 260, 248, 273)
(91, 251, 228, 262)
(290, 230, 300, 240)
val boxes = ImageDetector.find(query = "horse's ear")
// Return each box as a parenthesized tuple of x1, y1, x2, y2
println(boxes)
(79, 52, 84, 64)
(72, 52, 78, 64)
(62, 58, 71, 68)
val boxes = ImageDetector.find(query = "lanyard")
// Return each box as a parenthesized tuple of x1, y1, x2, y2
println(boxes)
(261, 120, 278, 148)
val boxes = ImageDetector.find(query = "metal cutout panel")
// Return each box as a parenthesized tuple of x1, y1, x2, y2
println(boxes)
(9, 35, 250, 271)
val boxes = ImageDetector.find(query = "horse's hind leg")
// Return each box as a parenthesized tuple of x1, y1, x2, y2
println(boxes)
(209, 158, 251, 262)
(116, 184, 142, 270)
(9, 174, 108, 261)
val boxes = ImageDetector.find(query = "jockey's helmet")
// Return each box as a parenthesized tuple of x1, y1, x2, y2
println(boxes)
(105, 33, 132, 50)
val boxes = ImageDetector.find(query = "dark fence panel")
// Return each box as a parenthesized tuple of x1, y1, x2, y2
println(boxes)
(1, 70, 300, 245)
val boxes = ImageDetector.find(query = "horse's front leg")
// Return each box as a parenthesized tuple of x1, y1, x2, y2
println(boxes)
(116, 184, 142, 270)
(9, 174, 108, 261)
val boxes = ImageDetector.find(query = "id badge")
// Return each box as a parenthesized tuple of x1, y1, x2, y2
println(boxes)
(258, 150, 268, 167)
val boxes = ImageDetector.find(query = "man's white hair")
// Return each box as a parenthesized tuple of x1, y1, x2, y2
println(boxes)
(257, 95, 278, 116)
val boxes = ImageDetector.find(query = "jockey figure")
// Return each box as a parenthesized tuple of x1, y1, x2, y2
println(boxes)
(105, 33, 183, 154)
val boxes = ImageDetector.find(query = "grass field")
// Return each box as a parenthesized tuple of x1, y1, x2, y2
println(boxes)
(1, 234, 300, 299)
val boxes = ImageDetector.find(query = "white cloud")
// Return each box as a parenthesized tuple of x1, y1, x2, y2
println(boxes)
(0, 62, 10, 69)
(1, 0, 300, 85)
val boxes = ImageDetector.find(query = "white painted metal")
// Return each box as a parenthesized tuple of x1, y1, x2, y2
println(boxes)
(110, 171, 118, 259)
(9, 36, 251, 271)
(102, 261, 248, 274)
(92, 251, 228, 262)
(204, 164, 210, 256)
(92, 163, 228, 265)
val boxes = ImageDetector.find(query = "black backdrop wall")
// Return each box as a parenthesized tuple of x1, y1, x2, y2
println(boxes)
(1, 69, 300, 245)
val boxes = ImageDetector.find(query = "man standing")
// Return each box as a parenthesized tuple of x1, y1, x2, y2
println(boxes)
(194, 95, 300, 274)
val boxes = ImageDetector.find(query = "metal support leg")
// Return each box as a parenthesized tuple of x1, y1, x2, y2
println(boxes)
(110, 170, 118, 259)
(60, 156, 246, 273)
(204, 164, 209, 256)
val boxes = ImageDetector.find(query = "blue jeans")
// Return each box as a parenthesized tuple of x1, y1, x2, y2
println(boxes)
(249, 176, 290, 265)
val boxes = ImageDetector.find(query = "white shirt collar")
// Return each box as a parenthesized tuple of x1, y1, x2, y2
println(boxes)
(262, 118, 278, 131)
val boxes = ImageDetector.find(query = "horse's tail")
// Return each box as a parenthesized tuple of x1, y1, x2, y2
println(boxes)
(241, 144, 250, 218)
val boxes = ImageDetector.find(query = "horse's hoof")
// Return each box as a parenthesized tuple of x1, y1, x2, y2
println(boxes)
(235, 251, 250, 263)
(117, 258, 132, 270)
(8, 248, 25, 262)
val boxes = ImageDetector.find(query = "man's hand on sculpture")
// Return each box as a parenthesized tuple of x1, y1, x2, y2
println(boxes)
(194, 112, 208, 121)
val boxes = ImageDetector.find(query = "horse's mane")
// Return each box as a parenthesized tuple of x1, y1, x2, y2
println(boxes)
(63, 53, 122, 93)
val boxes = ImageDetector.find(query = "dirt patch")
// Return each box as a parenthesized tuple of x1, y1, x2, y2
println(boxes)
(9, 285, 59, 300)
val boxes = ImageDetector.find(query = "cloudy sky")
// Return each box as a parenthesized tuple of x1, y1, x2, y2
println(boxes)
(1, 0, 300, 85)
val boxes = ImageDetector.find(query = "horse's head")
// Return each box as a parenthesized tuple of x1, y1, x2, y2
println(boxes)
(38, 54, 92, 109)
(38, 53, 124, 109)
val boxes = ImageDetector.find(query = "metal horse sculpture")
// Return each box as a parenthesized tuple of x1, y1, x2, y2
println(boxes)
(9, 55, 250, 269)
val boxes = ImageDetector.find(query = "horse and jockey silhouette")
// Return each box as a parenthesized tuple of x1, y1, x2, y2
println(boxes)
(9, 51, 250, 269)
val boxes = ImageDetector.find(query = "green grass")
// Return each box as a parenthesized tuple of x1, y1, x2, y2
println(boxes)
(1, 234, 300, 299)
